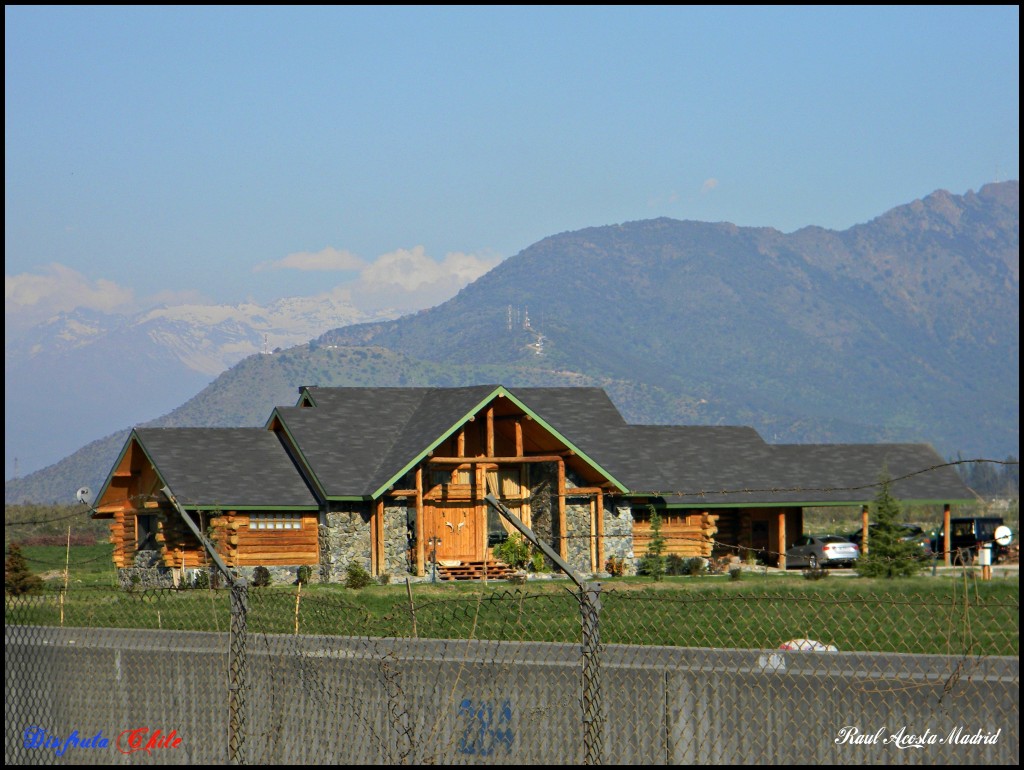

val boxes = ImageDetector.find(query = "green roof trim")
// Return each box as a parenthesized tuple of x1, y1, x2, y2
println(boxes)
(499, 388, 629, 494)
(177, 504, 320, 512)
(369, 386, 630, 499)
(264, 408, 328, 500)
(661, 498, 977, 509)
(93, 430, 144, 512)
(369, 387, 506, 499)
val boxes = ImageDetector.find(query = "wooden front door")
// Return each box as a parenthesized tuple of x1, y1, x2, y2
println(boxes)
(423, 501, 482, 564)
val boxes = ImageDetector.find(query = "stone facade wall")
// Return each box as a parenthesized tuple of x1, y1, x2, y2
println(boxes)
(530, 462, 557, 570)
(383, 503, 413, 579)
(565, 498, 592, 575)
(604, 503, 636, 575)
(117, 549, 176, 589)
(236, 564, 315, 587)
(319, 503, 372, 583)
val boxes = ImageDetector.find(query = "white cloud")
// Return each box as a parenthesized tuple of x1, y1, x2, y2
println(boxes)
(254, 246, 366, 272)
(700, 178, 719, 195)
(356, 246, 502, 307)
(5, 245, 505, 339)
(5, 264, 137, 325)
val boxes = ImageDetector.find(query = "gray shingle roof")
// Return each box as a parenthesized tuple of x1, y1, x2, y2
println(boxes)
(122, 387, 975, 508)
(758, 444, 977, 505)
(134, 428, 319, 508)
(285, 386, 975, 505)
(277, 386, 499, 497)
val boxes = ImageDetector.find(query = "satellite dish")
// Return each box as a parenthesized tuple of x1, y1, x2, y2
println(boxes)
(994, 525, 1013, 547)
(75, 486, 95, 506)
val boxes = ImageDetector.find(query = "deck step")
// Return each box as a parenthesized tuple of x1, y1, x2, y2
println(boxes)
(435, 560, 517, 581)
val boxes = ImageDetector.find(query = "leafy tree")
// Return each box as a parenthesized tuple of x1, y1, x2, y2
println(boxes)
(856, 473, 922, 578)
(5, 544, 44, 596)
(638, 506, 666, 581)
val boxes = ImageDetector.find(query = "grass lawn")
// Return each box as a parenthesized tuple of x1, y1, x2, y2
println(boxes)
(17, 543, 121, 588)
(6, 551, 1018, 657)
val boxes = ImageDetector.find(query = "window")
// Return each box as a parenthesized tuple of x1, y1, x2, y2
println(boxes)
(136, 514, 158, 550)
(250, 513, 302, 530)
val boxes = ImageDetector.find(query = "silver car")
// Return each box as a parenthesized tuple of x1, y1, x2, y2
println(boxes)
(786, 535, 860, 569)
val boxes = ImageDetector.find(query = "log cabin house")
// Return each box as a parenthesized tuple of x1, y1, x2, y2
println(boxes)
(92, 385, 974, 585)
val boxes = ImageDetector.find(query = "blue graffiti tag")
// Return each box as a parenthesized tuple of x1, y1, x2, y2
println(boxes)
(457, 698, 514, 755)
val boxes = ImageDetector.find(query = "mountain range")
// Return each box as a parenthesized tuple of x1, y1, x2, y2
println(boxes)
(4, 295, 399, 480)
(5, 181, 1018, 504)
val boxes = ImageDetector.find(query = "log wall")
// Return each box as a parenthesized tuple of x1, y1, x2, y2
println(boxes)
(632, 510, 719, 559)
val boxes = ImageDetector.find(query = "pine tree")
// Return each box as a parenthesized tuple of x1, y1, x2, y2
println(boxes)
(855, 473, 922, 578)
(641, 505, 667, 581)
(5, 543, 44, 596)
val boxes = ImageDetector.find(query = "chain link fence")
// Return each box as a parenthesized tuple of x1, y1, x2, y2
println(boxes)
(5, 561, 1019, 765)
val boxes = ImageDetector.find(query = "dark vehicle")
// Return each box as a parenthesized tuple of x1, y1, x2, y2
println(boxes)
(786, 535, 859, 569)
(929, 517, 1008, 564)
(846, 523, 933, 560)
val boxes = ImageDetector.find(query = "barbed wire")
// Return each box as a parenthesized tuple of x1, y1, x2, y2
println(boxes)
(3, 505, 97, 526)
(630, 458, 1017, 500)
(17, 551, 114, 567)
(5, 457, 1018, 529)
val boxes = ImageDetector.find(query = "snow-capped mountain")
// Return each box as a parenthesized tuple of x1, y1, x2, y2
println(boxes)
(5, 295, 399, 480)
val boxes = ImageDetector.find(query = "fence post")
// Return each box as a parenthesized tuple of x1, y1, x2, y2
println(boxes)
(580, 581, 604, 765)
(228, 577, 249, 764)
(483, 494, 605, 765)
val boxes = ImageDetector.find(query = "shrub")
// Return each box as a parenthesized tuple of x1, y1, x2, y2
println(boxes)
(377, 573, 392, 586)
(494, 533, 531, 569)
(683, 557, 707, 576)
(729, 566, 744, 581)
(709, 556, 732, 575)
(605, 555, 627, 577)
(665, 554, 686, 576)
(252, 566, 272, 587)
(344, 562, 373, 589)
(636, 555, 660, 577)
(296, 565, 313, 585)
(192, 569, 211, 590)
(530, 551, 549, 573)
(6, 544, 44, 596)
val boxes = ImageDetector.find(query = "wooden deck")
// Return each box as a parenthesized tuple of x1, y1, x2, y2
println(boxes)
(435, 560, 518, 581)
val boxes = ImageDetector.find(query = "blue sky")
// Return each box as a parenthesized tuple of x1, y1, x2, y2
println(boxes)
(5, 6, 1020, 322)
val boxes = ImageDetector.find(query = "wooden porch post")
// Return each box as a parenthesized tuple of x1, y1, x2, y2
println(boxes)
(514, 419, 524, 457)
(415, 468, 425, 576)
(520, 463, 531, 527)
(486, 408, 495, 457)
(595, 490, 604, 573)
(557, 459, 568, 562)
(373, 499, 385, 576)
(860, 504, 870, 555)
(476, 464, 486, 561)
(776, 509, 787, 569)
(943, 503, 951, 567)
